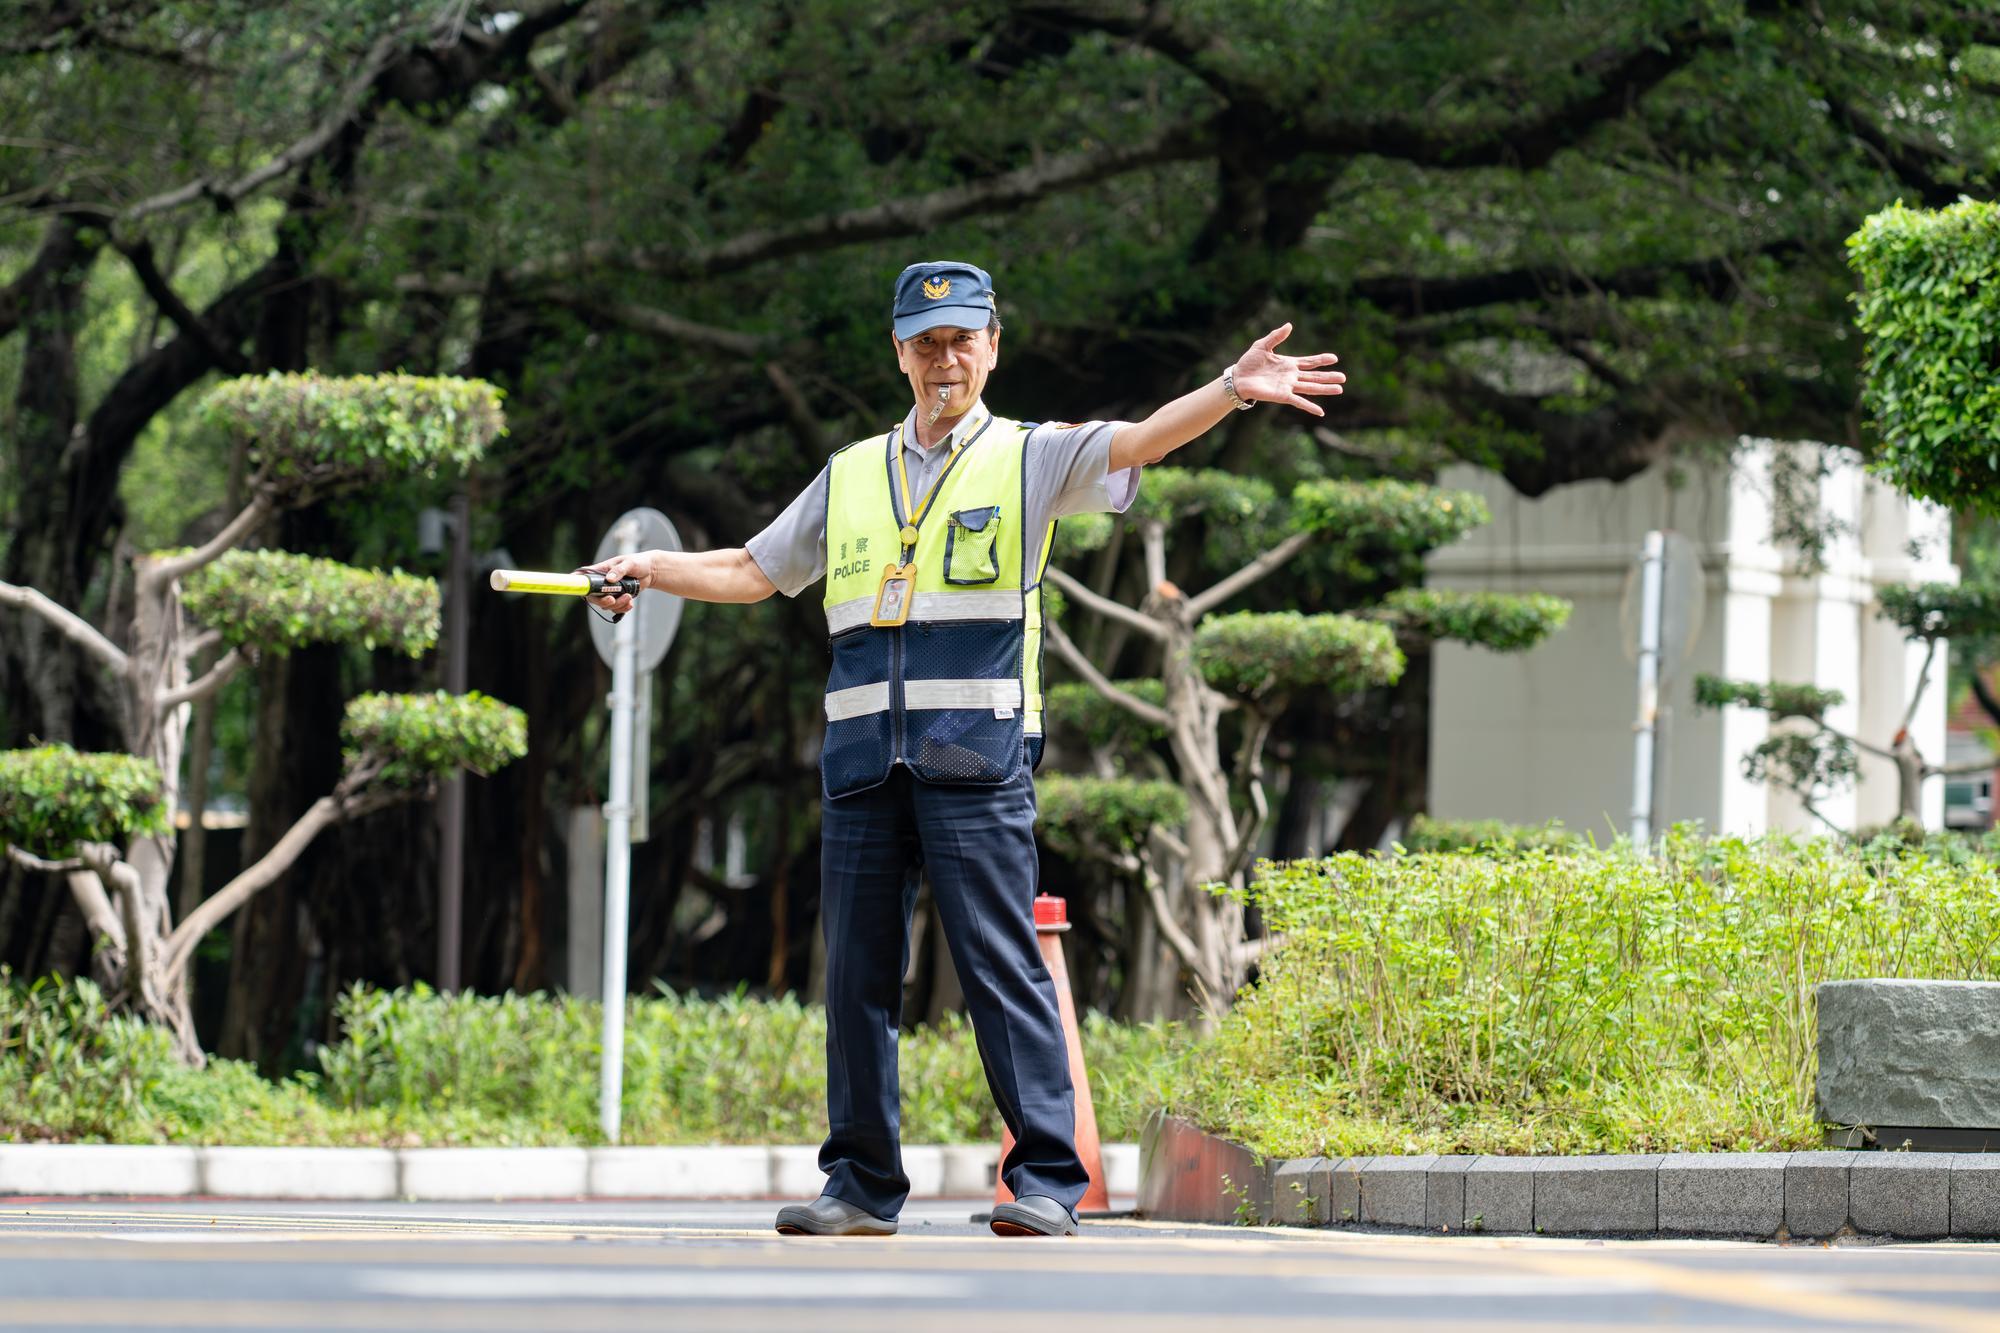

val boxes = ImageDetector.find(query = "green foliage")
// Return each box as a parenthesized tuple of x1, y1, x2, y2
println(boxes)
(1291, 480, 1488, 554)
(1037, 774, 1189, 857)
(1174, 834, 2000, 1158)
(1045, 680, 1168, 750)
(203, 373, 503, 504)
(1694, 674, 1844, 721)
(0, 746, 166, 856)
(1741, 731, 1859, 803)
(180, 549, 440, 656)
(1129, 467, 1277, 528)
(1400, 814, 1587, 856)
(1378, 588, 1573, 652)
(1848, 200, 2000, 513)
(1058, 512, 1114, 554)
(0, 974, 1182, 1146)
(1877, 581, 2000, 643)
(1195, 611, 1404, 700)
(341, 691, 527, 786)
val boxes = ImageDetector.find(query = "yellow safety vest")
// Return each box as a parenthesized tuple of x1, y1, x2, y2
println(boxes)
(820, 409, 1052, 796)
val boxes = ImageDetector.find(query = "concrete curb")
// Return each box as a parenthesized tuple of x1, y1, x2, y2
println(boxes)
(0, 1142, 1141, 1202)
(1137, 1113, 2000, 1240)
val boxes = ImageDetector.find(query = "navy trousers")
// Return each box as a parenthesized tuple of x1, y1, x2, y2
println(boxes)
(817, 762, 1090, 1218)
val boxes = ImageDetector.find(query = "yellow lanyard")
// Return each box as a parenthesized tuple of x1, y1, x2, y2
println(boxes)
(891, 407, 986, 553)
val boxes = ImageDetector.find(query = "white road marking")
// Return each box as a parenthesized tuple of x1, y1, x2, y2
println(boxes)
(355, 1267, 980, 1302)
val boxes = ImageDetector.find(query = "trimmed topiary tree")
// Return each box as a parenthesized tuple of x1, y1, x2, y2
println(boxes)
(1697, 582, 2000, 830)
(1848, 199, 2000, 514)
(1042, 469, 1570, 1017)
(0, 373, 521, 1062)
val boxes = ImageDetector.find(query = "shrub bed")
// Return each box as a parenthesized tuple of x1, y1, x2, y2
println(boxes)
(1172, 831, 2000, 1158)
(0, 976, 1179, 1147)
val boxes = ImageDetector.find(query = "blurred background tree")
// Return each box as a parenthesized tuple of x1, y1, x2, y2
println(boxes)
(1, 0, 1996, 1058)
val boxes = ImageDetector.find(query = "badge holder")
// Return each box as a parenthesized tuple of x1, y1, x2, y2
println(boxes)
(871, 563, 915, 627)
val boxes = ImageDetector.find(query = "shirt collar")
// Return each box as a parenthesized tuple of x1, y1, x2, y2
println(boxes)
(899, 398, 988, 454)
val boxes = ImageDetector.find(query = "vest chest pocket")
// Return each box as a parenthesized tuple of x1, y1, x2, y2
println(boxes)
(944, 506, 1002, 585)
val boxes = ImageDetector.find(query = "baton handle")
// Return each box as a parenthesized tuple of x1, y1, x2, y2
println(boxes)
(488, 569, 642, 598)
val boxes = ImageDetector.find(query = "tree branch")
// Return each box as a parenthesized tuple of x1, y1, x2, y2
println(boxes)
(114, 32, 408, 226)
(1899, 638, 1940, 738)
(1044, 617, 1171, 729)
(1304, 14, 1735, 169)
(1046, 565, 1168, 642)
(156, 647, 245, 713)
(161, 780, 413, 987)
(1187, 529, 1317, 620)
(0, 578, 130, 676)
(1352, 239, 1805, 319)
(115, 239, 251, 374)
(64, 868, 127, 957)
(534, 288, 772, 355)
(142, 495, 271, 590)
(1824, 92, 1970, 209)
(421, 119, 1218, 292)
(1141, 870, 1205, 979)
(5, 846, 84, 873)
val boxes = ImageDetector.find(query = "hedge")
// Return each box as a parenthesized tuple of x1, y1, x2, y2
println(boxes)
(181, 549, 440, 657)
(0, 746, 166, 856)
(1172, 832, 2000, 1158)
(1194, 610, 1403, 699)
(341, 691, 528, 786)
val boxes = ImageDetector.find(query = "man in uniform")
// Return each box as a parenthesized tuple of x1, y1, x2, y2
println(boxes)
(588, 261, 1343, 1237)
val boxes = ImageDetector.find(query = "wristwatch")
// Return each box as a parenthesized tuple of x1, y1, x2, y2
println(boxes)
(1221, 366, 1254, 411)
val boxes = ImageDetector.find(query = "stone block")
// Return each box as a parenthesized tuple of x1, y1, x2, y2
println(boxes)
(1657, 1153, 1786, 1235)
(201, 1147, 396, 1201)
(1817, 979, 2000, 1130)
(1534, 1155, 1661, 1234)
(0, 1145, 198, 1198)
(768, 1145, 825, 1200)
(1425, 1156, 1479, 1232)
(941, 1145, 997, 1197)
(586, 1147, 769, 1199)
(1271, 1157, 1331, 1226)
(1358, 1154, 1435, 1228)
(1785, 1151, 1854, 1237)
(1462, 1157, 1536, 1234)
(1950, 1155, 2000, 1238)
(1327, 1157, 1365, 1226)
(398, 1148, 587, 1201)
(1847, 1153, 1951, 1238)
(1101, 1142, 1139, 1198)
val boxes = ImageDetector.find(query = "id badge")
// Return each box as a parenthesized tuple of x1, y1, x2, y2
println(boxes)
(871, 564, 915, 627)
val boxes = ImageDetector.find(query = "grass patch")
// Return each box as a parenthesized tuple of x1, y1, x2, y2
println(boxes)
(1, 976, 1183, 1146)
(1172, 830, 2000, 1158)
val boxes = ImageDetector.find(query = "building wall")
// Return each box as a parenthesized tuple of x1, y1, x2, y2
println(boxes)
(1426, 443, 1953, 837)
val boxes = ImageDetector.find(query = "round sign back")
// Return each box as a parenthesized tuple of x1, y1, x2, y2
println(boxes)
(590, 507, 685, 672)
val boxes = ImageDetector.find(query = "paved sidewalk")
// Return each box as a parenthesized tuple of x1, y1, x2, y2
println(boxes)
(2, 1199, 1998, 1330)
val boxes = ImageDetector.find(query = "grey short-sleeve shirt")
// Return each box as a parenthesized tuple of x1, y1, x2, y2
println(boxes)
(745, 401, 1140, 599)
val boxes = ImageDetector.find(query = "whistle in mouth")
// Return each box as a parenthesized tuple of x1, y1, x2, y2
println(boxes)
(923, 383, 953, 427)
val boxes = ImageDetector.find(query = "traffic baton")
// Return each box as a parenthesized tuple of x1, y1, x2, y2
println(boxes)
(489, 568, 641, 598)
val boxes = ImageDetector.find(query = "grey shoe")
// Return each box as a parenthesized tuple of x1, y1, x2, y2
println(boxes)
(989, 1194, 1078, 1236)
(774, 1194, 898, 1236)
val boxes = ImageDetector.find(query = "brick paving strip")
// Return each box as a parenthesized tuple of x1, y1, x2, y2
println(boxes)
(0, 1142, 1140, 1202)
(1139, 1114, 2000, 1239)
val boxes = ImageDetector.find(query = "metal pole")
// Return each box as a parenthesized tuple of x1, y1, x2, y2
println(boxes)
(599, 518, 640, 1144)
(438, 490, 471, 992)
(1631, 530, 1666, 845)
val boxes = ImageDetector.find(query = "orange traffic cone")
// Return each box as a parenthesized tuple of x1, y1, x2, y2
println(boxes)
(994, 893, 1109, 1213)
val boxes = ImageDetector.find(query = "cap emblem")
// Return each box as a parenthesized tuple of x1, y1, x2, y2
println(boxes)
(922, 276, 952, 300)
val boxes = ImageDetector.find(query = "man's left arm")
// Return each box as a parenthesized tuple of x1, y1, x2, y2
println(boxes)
(1106, 323, 1344, 474)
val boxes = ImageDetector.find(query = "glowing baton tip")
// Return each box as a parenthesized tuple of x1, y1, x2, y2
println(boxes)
(489, 569, 595, 596)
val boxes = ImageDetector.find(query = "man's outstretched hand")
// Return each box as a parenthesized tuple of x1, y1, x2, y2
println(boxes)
(584, 551, 653, 614)
(1231, 324, 1344, 415)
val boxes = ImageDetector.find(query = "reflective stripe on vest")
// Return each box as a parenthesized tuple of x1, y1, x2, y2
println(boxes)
(819, 412, 1050, 795)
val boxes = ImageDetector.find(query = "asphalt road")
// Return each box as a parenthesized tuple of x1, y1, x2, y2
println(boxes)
(1, 1199, 1998, 1331)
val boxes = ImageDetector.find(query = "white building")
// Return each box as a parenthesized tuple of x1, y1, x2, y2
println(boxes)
(1426, 442, 1956, 837)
